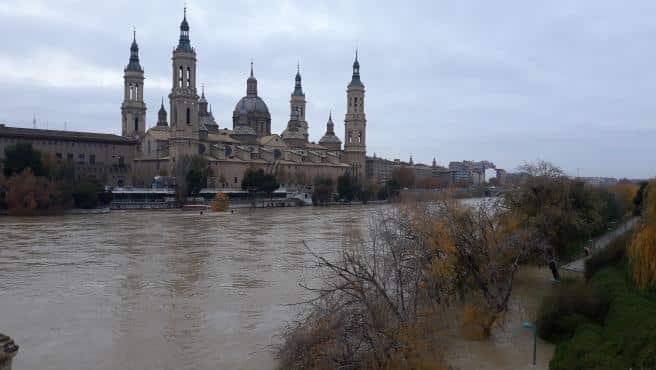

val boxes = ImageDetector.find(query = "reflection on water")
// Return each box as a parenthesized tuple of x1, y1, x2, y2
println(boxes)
(0, 202, 554, 370)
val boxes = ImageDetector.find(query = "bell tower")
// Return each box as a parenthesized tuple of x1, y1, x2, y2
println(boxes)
(169, 7, 200, 165)
(169, 7, 198, 134)
(343, 50, 367, 179)
(121, 30, 147, 138)
(290, 64, 308, 140)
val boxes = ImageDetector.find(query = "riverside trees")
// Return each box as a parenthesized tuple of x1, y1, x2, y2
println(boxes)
(1, 143, 109, 214)
(278, 160, 637, 369)
(278, 199, 540, 369)
(628, 181, 656, 290)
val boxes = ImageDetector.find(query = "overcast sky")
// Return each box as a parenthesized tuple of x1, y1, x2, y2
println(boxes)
(0, 1, 654, 178)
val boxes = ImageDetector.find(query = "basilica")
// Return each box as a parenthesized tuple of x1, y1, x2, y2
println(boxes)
(127, 9, 367, 189)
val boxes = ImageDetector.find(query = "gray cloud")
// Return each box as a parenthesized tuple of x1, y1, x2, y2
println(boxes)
(0, 0, 654, 178)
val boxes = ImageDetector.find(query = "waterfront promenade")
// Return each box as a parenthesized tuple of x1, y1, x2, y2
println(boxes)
(562, 217, 639, 274)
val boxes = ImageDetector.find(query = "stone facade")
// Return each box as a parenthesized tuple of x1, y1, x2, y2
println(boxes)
(0, 9, 369, 190)
(0, 124, 136, 186)
(132, 10, 367, 189)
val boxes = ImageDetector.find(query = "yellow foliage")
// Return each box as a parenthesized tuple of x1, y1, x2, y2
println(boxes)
(460, 304, 499, 340)
(610, 182, 639, 216)
(643, 182, 656, 224)
(382, 308, 447, 370)
(628, 181, 656, 289)
(629, 225, 656, 290)
(210, 192, 229, 212)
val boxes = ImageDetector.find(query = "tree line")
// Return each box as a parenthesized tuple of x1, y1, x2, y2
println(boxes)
(0, 143, 112, 215)
(276, 160, 646, 369)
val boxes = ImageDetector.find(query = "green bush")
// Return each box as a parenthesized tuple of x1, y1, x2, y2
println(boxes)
(72, 181, 102, 209)
(584, 233, 630, 281)
(549, 264, 656, 370)
(537, 281, 609, 343)
(550, 323, 623, 370)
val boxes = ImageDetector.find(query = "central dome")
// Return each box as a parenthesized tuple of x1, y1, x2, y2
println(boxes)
(234, 95, 269, 115)
(232, 63, 272, 139)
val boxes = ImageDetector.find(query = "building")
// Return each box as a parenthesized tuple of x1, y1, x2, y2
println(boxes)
(0, 124, 135, 186)
(366, 155, 451, 188)
(448, 160, 496, 187)
(0, 9, 369, 190)
(132, 10, 367, 188)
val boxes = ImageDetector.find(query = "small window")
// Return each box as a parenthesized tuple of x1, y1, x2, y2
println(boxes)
(89, 154, 95, 165)
(186, 108, 191, 125)
(134, 117, 139, 132)
(78, 153, 85, 164)
(186, 67, 191, 87)
(56, 153, 62, 161)
(67, 153, 74, 161)
(234, 177, 238, 184)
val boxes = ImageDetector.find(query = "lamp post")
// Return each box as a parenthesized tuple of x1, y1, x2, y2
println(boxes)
(522, 321, 537, 366)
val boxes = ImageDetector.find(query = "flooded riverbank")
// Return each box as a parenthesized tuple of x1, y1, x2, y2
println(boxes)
(1, 203, 555, 369)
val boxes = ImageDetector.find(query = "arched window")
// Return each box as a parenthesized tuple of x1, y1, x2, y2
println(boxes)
(135, 83, 139, 100)
(358, 132, 362, 143)
(186, 107, 191, 124)
(186, 67, 191, 87)
(354, 97, 358, 107)
(128, 84, 133, 100)
(179, 66, 183, 87)
(349, 98, 352, 107)
(134, 117, 139, 132)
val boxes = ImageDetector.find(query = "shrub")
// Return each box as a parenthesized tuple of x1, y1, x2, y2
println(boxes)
(72, 181, 102, 209)
(550, 323, 623, 370)
(210, 192, 229, 212)
(549, 263, 656, 370)
(584, 233, 630, 281)
(537, 280, 609, 343)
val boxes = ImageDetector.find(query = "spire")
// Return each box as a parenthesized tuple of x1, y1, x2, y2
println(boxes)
(157, 97, 168, 126)
(177, 6, 192, 52)
(348, 49, 363, 88)
(126, 29, 143, 72)
(199, 84, 208, 113)
(292, 62, 304, 97)
(326, 111, 335, 133)
(319, 109, 342, 147)
(247, 60, 258, 96)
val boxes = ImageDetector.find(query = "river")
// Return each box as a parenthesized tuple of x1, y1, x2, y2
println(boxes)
(0, 204, 553, 370)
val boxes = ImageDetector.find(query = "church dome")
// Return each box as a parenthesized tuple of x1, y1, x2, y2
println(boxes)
(233, 95, 269, 116)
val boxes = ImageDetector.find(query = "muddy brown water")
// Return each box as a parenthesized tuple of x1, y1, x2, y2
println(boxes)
(0, 203, 554, 370)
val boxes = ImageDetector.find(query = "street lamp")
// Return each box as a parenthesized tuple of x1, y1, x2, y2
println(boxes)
(522, 321, 537, 366)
